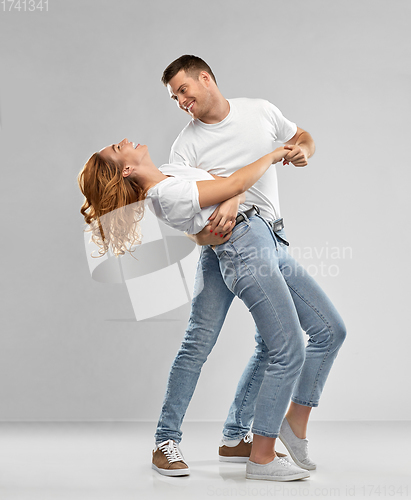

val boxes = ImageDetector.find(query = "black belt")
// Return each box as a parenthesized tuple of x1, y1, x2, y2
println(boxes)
(231, 208, 289, 246)
(235, 205, 259, 226)
(268, 218, 289, 246)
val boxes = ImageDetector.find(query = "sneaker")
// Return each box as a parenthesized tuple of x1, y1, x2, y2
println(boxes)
(279, 418, 316, 470)
(219, 433, 253, 463)
(152, 440, 190, 477)
(246, 456, 310, 481)
(219, 433, 290, 463)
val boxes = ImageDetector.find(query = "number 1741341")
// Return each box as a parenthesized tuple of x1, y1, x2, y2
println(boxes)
(1, 0, 49, 11)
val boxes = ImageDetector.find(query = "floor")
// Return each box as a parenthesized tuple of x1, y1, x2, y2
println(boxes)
(0, 421, 409, 500)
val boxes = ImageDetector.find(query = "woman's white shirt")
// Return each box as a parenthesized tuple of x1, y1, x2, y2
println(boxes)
(146, 163, 218, 235)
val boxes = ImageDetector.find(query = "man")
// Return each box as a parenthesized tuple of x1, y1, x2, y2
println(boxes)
(151, 55, 346, 481)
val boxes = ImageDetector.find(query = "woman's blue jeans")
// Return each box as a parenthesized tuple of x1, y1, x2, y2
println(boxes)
(155, 214, 346, 441)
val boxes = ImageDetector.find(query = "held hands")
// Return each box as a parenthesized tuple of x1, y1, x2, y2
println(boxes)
(282, 144, 309, 167)
(271, 145, 294, 165)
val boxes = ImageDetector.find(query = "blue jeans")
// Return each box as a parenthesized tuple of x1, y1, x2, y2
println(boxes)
(155, 215, 346, 442)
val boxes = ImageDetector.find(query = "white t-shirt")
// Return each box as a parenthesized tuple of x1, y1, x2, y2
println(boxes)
(146, 163, 218, 235)
(169, 98, 297, 222)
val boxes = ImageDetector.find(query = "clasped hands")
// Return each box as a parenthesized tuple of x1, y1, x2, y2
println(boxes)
(282, 144, 308, 167)
(193, 145, 308, 246)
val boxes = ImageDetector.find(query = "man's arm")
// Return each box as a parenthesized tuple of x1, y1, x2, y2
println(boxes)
(184, 192, 244, 245)
(284, 126, 315, 167)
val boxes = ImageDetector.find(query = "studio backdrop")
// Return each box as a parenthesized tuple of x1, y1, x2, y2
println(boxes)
(0, 0, 409, 422)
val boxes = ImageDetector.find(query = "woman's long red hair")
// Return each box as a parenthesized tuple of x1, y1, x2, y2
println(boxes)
(78, 152, 147, 257)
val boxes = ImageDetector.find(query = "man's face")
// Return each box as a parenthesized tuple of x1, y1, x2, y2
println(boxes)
(167, 70, 213, 120)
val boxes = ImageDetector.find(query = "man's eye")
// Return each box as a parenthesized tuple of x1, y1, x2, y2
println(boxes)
(181, 88, 186, 94)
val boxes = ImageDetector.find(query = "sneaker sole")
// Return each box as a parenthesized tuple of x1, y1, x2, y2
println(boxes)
(219, 455, 249, 463)
(246, 470, 310, 481)
(152, 463, 190, 477)
(278, 434, 316, 471)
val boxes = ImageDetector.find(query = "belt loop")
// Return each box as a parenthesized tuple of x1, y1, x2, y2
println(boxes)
(253, 205, 260, 215)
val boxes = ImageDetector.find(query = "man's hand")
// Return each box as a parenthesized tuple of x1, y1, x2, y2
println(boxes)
(190, 224, 232, 246)
(208, 194, 244, 234)
(283, 144, 308, 167)
(284, 127, 315, 167)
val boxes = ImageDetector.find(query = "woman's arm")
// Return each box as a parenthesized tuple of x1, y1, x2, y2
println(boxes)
(196, 146, 290, 209)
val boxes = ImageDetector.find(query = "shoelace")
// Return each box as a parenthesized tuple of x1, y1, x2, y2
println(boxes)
(277, 457, 291, 467)
(158, 440, 184, 463)
(243, 432, 253, 444)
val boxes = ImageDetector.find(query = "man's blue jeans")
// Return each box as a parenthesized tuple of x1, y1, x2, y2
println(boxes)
(155, 215, 346, 442)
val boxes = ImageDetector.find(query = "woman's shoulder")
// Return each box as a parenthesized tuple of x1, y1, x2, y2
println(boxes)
(159, 163, 214, 181)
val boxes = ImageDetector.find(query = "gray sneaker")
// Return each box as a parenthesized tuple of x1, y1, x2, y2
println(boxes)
(246, 456, 310, 481)
(279, 418, 316, 470)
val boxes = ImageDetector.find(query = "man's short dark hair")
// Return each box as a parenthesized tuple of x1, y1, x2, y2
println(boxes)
(161, 55, 217, 86)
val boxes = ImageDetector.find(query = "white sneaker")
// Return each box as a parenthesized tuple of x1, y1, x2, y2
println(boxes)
(246, 456, 310, 481)
(279, 418, 316, 470)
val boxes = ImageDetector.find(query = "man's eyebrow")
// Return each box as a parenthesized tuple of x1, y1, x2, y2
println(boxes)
(170, 83, 187, 99)
(112, 145, 116, 153)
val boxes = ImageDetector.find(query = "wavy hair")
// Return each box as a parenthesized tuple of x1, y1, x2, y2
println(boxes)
(78, 152, 148, 257)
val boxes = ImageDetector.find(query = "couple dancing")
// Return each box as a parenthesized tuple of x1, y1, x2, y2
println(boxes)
(78, 55, 346, 482)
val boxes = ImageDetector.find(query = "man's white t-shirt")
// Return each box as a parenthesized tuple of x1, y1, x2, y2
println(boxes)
(147, 163, 217, 235)
(169, 98, 297, 222)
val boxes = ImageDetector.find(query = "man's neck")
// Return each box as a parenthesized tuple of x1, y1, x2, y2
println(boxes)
(199, 97, 230, 125)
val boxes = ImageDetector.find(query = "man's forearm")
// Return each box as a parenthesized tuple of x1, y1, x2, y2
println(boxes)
(294, 131, 316, 159)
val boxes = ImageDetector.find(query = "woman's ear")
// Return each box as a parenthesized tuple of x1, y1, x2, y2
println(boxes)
(122, 165, 131, 178)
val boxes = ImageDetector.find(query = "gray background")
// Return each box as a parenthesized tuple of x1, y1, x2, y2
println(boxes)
(0, 0, 409, 423)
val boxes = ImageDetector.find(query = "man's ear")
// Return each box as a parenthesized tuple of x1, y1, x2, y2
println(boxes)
(199, 71, 212, 86)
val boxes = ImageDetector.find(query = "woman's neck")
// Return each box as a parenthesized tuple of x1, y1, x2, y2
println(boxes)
(135, 160, 168, 192)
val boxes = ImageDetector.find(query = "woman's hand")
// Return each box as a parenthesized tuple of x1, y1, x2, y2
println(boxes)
(208, 193, 245, 235)
(283, 144, 309, 167)
(272, 145, 293, 165)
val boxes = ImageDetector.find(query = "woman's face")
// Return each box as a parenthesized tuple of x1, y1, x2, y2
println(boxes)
(99, 138, 148, 171)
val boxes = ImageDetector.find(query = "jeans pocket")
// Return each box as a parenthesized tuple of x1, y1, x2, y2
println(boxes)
(218, 250, 237, 292)
(230, 220, 251, 244)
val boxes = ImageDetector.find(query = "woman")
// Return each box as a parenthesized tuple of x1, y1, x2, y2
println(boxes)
(78, 138, 310, 481)
(79, 139, 287, 254)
